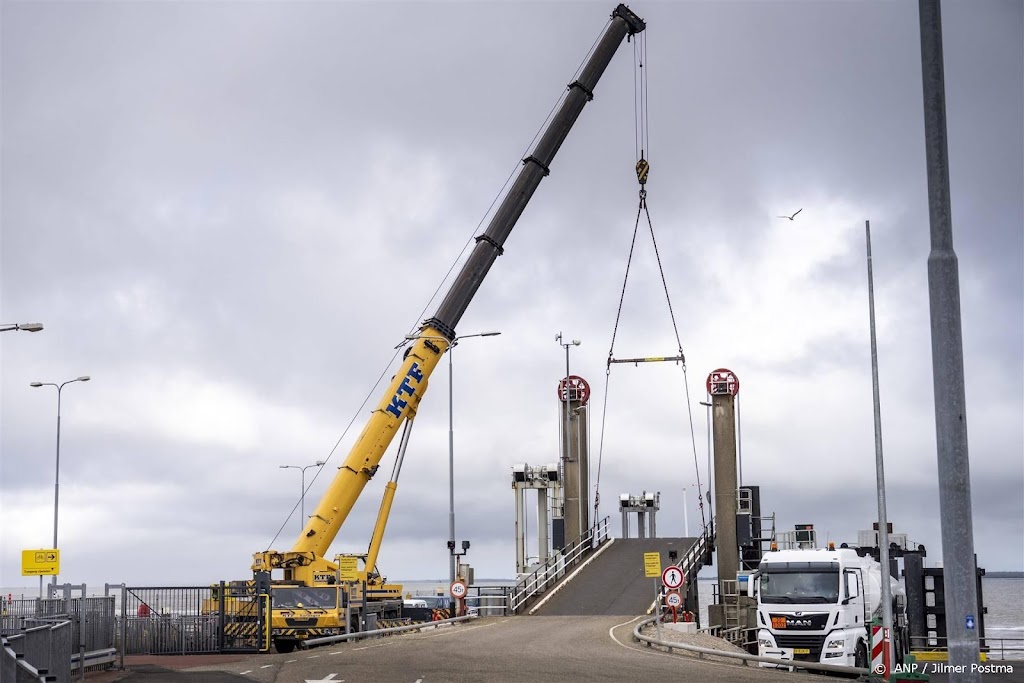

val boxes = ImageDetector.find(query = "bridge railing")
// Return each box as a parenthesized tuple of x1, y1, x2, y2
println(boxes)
(647, 519, 715, 615)
(508, 516, 611, 614)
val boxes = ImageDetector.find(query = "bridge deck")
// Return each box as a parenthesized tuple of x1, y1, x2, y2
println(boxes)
(531, 537, 697, 616)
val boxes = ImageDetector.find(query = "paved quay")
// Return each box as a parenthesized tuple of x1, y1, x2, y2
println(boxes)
(84, 654, 253, 682)
(81, 621, 1023, 683)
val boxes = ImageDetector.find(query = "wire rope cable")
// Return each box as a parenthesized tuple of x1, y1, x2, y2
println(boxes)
(591, 28, 706, 531)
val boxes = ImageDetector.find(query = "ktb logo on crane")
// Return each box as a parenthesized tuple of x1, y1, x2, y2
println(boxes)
(385, 362, 424, 418)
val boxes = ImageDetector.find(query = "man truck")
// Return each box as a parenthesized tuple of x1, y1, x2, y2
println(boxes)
(749, 545, 908, 671)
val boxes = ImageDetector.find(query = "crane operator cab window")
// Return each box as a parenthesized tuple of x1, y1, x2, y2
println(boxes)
(271, 587, 338, 610)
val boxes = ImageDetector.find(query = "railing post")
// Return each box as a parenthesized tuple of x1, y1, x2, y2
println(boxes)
(119, 584, 127, 669)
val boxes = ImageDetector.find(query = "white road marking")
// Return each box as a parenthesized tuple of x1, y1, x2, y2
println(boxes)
(307, 654, 321, 658)
(240, 670, 253, 675)
(608, 616, 643, 649)
(261, 664, 273, 668)
(608, 617, 697, 662)
(286, 659, 297, 663)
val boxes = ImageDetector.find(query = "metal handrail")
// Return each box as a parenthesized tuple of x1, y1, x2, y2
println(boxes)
(632, 614, 868, 675)
(1, 620, 72, 683)
(508, 516, 610, 613)
(302, 613, 477, 648)
(909, 634, 1024, 662)
(648, 519, 715, 615)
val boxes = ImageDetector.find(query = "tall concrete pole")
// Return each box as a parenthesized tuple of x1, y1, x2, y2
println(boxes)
(712, 394, 738, 597)
(865, 221, 894, 675)
(918, 1, 980, 677)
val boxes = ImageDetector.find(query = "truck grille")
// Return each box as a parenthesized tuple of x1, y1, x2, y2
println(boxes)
(774, 633, 826, 660)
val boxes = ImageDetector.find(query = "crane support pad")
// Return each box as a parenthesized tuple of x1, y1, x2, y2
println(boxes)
(609, 355, 685, 365)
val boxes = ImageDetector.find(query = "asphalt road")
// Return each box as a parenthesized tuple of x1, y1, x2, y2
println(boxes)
(178, 616, 837, 683)
(95, 618, 1024, 683)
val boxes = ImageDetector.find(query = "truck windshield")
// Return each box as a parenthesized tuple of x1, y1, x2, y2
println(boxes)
(759, 571, 839, 604)
(271, 587, 338, 609)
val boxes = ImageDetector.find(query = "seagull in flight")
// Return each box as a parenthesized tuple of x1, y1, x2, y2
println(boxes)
(777, 208, 803, 221)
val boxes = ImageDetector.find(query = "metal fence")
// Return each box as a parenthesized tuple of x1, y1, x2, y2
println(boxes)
(118, 585, 220, 656)
(2, 586, 117, 680)
(509, 516, 611, 613)
(909, 634, 1024, 662)
(1, 620, 72, 683)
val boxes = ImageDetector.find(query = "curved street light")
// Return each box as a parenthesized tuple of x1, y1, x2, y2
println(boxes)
(280, 461, 326, 534)
(404, 330, 502, 584)
(30, 375, 91, 590)
(1, 322, 44, 332)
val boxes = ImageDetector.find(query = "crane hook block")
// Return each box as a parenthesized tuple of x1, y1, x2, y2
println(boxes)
(636, 157, 649, 186)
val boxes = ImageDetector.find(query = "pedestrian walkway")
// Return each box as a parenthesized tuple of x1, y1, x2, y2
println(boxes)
(84, 654, 254, 682)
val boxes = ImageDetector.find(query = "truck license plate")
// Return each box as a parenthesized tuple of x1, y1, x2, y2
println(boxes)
(794, 648, 810, 655)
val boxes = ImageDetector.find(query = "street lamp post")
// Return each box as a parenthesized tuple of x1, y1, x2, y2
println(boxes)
(1, 322, 44, 332)
(30, 375, 90, 592)
(279, 461, 326, 534)
(405, 330, 501, 585)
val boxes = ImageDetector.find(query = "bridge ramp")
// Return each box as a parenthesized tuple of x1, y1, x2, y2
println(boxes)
(531, 537, 696, 616)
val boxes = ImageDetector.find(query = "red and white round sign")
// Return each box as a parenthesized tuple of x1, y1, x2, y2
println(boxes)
(706, 368, 740, 397)
(665, 590, 683, 608)
(450, 580, 467, 599)
(662, 566, 684, 589)
(557, 375, 591, 405)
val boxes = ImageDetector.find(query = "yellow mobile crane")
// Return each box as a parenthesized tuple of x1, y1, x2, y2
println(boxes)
(249, 4, 646, 654)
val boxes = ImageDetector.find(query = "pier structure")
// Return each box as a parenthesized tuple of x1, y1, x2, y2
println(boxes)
(558, 374, 590, 550)
(619, 491, 660, 538)
(511, 463, 561, 575)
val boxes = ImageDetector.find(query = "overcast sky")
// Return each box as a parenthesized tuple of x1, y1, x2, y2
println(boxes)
(1, 1, 1021, 594)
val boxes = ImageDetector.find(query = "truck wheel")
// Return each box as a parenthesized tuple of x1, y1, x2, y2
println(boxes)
(274, 639, 296, 654)
(854, 642, 868, 670)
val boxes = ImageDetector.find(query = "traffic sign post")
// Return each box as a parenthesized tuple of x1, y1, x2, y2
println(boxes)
(21, 549, 59, 576)
(662, 566, 683, 590)
(642, 552, 663, 639)
(665, 590, 682, 623)
(337, 556, 359, 582)
(450, 580, 467, 617)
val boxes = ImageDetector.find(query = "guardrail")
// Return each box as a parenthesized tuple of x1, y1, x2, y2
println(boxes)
(302, 613, 477, 648)
(508, 516, 610, 613)
(631, 615, 869, 676)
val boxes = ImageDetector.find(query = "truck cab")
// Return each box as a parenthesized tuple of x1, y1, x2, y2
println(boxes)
(748, 547, 906, 670)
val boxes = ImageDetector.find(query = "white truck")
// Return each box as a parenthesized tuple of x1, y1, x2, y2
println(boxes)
(748, 546, 908, 670)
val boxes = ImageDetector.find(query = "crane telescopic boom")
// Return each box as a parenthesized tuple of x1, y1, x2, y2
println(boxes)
(253, 3, 645, 584)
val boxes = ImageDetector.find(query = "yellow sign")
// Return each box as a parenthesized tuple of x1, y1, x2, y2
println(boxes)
(643, 552, 661, 578)
(22, 549, 60, 576)
(337, 556, 359, 582)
